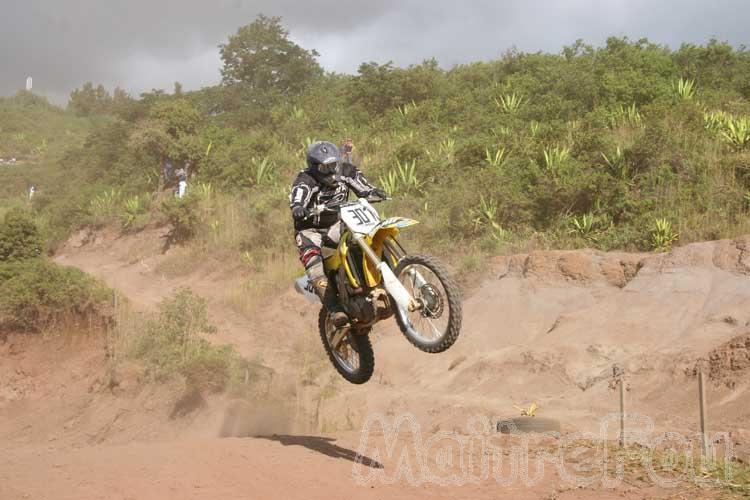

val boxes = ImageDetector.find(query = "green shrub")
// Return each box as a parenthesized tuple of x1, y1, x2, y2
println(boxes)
(130, 288, 242, 392)
(0, 259, 112, 332)
(160, 195, 201, 246)
(0, 209, 43, 261)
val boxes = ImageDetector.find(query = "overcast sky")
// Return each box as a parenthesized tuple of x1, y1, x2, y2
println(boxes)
(1, 0, 748, 105)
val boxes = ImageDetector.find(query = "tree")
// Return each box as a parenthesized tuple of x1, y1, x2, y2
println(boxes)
(68, 82, 112, 116)
(219, 15, 323, 95)
(348, 60, 443, 115)
(128, 98, 203, 169)
(110, 86, 142, 121)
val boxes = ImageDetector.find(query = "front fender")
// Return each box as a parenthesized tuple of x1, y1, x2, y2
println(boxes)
(370, 217, 419, 235)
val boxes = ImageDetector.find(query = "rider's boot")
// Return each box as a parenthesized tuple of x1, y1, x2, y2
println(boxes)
(311, 277, 349, 328)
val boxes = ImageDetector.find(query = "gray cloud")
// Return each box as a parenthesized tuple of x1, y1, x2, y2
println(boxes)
(1, 0, 748, 105)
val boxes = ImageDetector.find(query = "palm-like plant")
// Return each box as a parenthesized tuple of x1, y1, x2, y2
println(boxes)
(568, 213, 596, 239)
(650, 218, 679, 251)
(674, 77, 697, 100)
(394, 159, 422, 193)
(471, 195, 496, 229)
(543, 146, 570, 172)
(529, 121, 541, 137)
(378, 159, 423, 196)
(609, 103, 643, 128)
(494, 93, 525, 114)
(703, 110, 731, 133)
(478, 195, 497, 222)
(721, 117, 750, 149)
(195, 182, 214, 201)
(32, 139, 48, 156)
(491, 126, 512, 137)
(396, 130, 416, 143)
(396, 100, 417, 117)
(290, 105, 306, 120)
(120, 195, 147, 230)
(89, 188, 122, 220)
(378, 170, 398, 196)
(601, 146, 629, 180)
(251, 156, 276, 185)
(471, 195, 509, 240)
(485, 147, 508, 168)
(438, 138, 455, 160)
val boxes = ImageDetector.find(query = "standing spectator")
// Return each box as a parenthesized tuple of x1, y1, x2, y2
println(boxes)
(28, 185, 36, 200)
(340, 138, 354, 163)
(175, 166, 188, 198)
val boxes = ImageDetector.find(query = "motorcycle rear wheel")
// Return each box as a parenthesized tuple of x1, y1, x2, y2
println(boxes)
(318, 307, 374, 384)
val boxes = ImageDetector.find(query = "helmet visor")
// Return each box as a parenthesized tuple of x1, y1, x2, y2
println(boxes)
(318, 161, 338, 175)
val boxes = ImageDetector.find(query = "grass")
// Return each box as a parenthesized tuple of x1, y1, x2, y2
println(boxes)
(225, 251, 300, 316)
(4, 38, 750, 289)
(535, 438, 750, 497)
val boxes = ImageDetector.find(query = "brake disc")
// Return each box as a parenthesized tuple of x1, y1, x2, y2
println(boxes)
(419, 283, 444, 319)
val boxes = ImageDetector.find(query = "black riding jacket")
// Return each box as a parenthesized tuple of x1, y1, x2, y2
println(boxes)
(289, 162, 378, 231)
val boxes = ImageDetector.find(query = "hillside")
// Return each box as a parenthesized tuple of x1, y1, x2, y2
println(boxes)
(3, 34, 750, 259)
(52, 227, 750, 434)
(0, 92, 95, 228)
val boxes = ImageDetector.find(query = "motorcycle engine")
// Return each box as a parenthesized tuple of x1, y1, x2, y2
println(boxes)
(345, 288, 393, 326)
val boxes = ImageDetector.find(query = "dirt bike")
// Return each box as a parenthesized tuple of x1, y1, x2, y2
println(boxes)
(294, 197, 462, 384)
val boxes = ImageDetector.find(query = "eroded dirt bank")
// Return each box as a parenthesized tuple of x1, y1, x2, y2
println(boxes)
(1, 231, 749, 498)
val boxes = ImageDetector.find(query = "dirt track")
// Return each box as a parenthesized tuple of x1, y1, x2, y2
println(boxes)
(2, 229, 750, 498)
(5, 434, 711, 500)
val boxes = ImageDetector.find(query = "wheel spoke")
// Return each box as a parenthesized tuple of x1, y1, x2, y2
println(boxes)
(320, 308, 374, 384)
(425, 317, 443, 338)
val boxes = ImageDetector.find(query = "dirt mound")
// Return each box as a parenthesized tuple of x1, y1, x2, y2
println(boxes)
(708, 333, 750, 387)
(0, 333, 228, 448)
(50, 229, 750, 436)
(493, 235, 750, 287)
(5, 230, 747, 498)
(494, 248, 646, 287)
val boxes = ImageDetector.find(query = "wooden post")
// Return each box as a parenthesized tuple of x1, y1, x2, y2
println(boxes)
(610, 364, 626, 448)
(698, 368, 708, 457)
(619, 374, 626, 448)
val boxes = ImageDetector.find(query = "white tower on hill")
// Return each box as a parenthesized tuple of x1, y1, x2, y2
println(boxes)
(25, 76, 32, 91)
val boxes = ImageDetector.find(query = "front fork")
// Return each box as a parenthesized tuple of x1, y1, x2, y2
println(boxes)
(350, 233, 420, 312)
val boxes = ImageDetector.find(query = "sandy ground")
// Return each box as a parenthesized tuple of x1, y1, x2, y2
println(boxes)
(2, 228, 750, 498)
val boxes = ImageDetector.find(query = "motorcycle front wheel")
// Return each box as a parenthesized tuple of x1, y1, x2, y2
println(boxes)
(393, 254, 462, 353)
(318, 307, 374, 384)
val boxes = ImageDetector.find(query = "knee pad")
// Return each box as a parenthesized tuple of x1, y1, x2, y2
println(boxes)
(300, 247, 322, 269)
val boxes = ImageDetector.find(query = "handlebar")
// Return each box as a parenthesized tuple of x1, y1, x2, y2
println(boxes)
(302, 195, 389, 221)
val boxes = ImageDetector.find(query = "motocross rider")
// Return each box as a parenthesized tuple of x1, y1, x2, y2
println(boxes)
(290, 141, 387, 327)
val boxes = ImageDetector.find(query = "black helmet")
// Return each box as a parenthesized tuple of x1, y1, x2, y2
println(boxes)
(306, 141, 340, 175)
